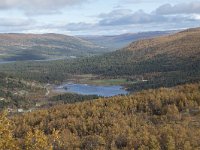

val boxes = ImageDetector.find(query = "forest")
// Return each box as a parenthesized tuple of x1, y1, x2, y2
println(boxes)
(1, 82, 200, 149)
(0, 28, 200, 150)
(0, 28, 200, 92)
(0, 0, 200, 148)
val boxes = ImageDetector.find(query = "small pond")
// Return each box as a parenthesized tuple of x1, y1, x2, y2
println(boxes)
(54, 83, 129, 97)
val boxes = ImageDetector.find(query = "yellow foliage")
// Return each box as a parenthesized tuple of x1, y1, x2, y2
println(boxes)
(24, 129, 52, 150)
(0, 111, 19, 150)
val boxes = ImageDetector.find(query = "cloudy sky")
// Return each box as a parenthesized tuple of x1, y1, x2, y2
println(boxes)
(0, 0, 200, 35)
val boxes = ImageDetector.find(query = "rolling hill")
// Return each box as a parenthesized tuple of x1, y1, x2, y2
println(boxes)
(0, 27, 199, 90)
(67, 27, 200, 89)
(0, 33, 107, 61)
(80, 30, 176, 50)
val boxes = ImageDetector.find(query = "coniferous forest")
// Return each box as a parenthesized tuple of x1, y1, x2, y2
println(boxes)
(1, 83, 200, 149)
(0, 24, 200, 149)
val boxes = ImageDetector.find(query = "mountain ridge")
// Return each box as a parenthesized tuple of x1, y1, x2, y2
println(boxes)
(0, 33, 107, 61)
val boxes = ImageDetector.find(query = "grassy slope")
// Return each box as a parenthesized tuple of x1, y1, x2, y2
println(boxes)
(0, 33, 107, 61)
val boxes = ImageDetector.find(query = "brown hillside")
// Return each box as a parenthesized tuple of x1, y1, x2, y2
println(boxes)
(122, 27, 200, 61)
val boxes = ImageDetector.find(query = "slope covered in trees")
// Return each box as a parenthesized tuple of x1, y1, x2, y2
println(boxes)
(0, 28, 199, 90)
(1, 82, 200, 149)
(0, 72, 102, 110)
(0, 73, 45, 109)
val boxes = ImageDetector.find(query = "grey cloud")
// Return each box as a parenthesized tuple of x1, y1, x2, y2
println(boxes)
(0, 1, 200, 34)
(59, 6, 200, 34)
(99, 10, 167, 26)
(97, 1, 200, 27)
(155, 2, 200, 15)
(0, 0, 88, 15)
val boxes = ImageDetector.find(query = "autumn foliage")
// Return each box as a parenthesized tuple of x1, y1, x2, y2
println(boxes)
(1, 83, 200, 149)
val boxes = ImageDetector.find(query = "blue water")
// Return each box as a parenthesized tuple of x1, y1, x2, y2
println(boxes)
(55, 83, 128, 97)
(0, 60, 16, 64)
(0, 56, 75, 64)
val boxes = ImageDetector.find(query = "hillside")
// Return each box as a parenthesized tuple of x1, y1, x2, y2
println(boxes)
(0, 27, 199, 90)
(0, 73, 45, 109)
(76, 27, 200, 73)
(1, 82, 200, 149)
(0, 33, 107, 61)
(122, 28, 200, 60)
(80, 30, 175, 49)
(66, 27, 200, 89)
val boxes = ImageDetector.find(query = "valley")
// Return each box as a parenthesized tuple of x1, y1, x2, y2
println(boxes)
(1, 28, 199, 89)
(0, 73, 132, 112)
(1, 0, 200, 149)
(0, 27, 200, 149)
(0, 31, 176, 63)
(80, 30, 176, 49)
(0, 33, 108, 62)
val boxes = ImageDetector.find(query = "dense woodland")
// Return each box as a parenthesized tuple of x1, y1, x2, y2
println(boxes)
(0, 28, 200, 149)
(1, 82, 200, 149)
(0, 28, 200, 91)
(49, 93, 99, 104)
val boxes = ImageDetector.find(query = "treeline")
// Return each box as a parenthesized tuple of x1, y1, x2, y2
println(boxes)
(0, 28, 200, 91)
(1, 82, 200, 149)
(0, 71, 101, 109)
(49, 93, 100, 104)
(0, 49, 199, 91)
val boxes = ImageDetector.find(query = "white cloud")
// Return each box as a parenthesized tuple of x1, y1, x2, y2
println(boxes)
(58, 2, 200, 34)
(98, 10, 166, 26)
(0, 17, 34, 27)
(190, 14, 200, 20)
(0, 1, 200, 34)
(0, 0, 88, 15)
(155, 1, 200, 15)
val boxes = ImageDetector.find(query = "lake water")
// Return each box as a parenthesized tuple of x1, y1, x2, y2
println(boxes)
(54, 83, 129, 97)
(0, 61, 16, 64)
(0, 56, 77, 65)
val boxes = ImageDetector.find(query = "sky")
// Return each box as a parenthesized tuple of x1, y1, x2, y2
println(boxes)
(0, 0, 200, 35)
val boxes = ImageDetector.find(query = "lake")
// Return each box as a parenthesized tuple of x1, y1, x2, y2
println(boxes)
(0, 60, 16, 64)
(54, 83, 129, 97)
(0, 56, 76, 64)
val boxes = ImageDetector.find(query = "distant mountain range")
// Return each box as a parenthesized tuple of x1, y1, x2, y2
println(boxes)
(79, 30, 178, 50)
(0, 33, 107, 61)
